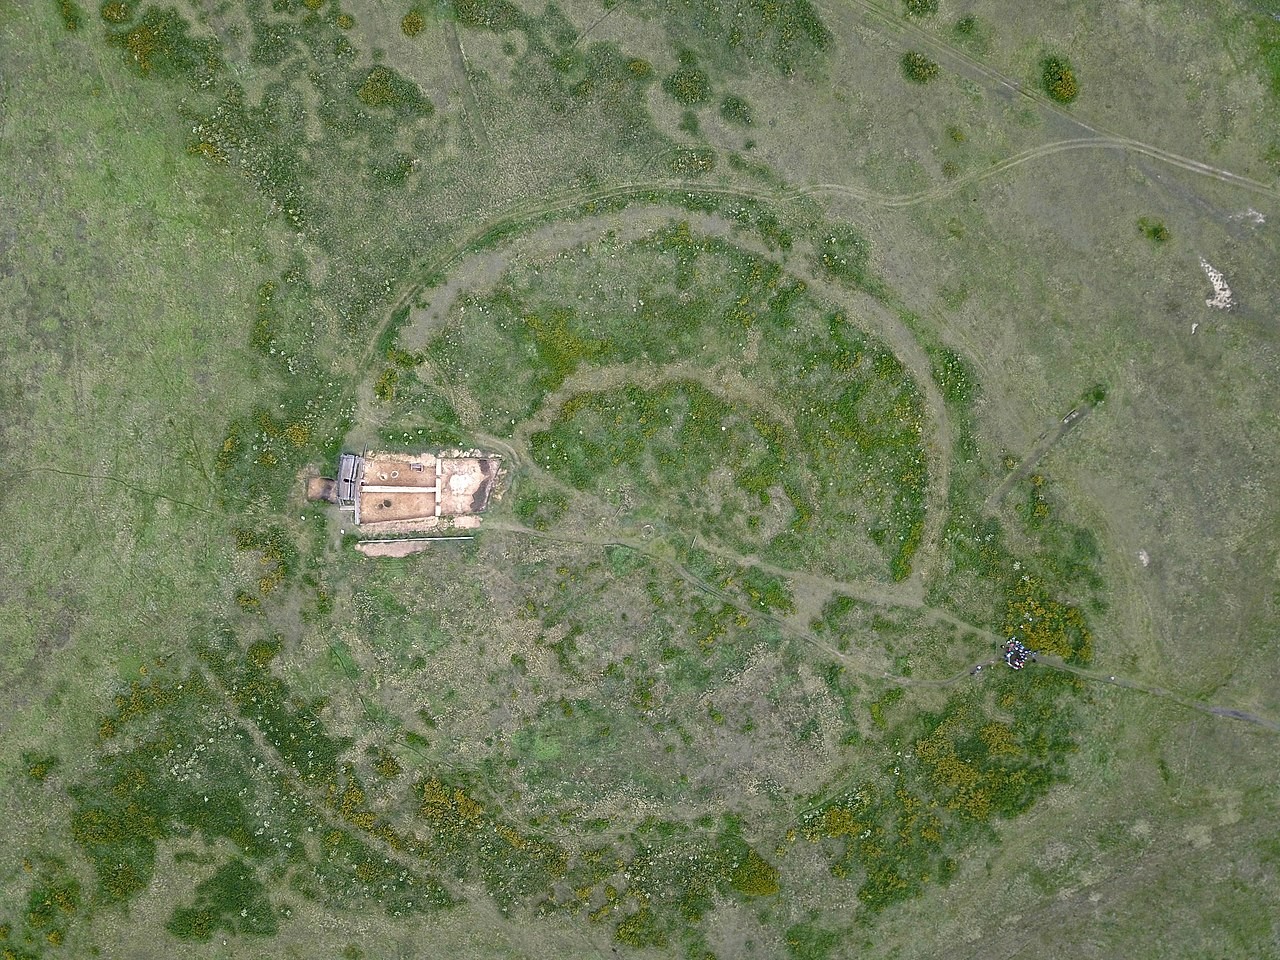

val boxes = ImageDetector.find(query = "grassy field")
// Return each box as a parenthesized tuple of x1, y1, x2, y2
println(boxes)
(1, 0, 1278, 957)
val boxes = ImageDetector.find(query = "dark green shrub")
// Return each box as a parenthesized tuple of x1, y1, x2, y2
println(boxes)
(103, 5, 221, 81)
(100, 1, 133, 24)
(650, 0, 830, 75)
(662, 61, 711, 105)
(1137, 216, 1170, 243)
(1042, 56, 1079, 103)
(512, 484, 568, 531)
(25, 872, 81, 942)
(402, 9, 425, 35)
(1258, 17, 1280, 98)
(23, 752, 59, 781)
(355, 66, 434, 118)
(785, 921, 839, 960)
(450, 0, 525, 31)
(904, 0, 938, 16)
(813, 225, 871, 286)
(931, 348, 977, 406)
(166, 859, 277, 941)
(720, 94, 754, 125)
(669, 146, 716, 175)
(952, 14, 990, 52)
(374, 368, 399, 402)
(901, 51, 940, 83)
(614, 907, 666, 947)
(729, 847, 780, 896)
(58, 0, 84, 29)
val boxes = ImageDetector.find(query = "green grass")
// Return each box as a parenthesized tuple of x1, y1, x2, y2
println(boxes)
(635, 0, 831, 75)
(720, 94, 754, 126)
(167, 859, 278, 942)
(5, 0, 1280, 957)
(662, 54, 711, 106)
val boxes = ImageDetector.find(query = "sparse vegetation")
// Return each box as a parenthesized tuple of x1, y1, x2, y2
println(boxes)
(4, 0, 1277, 958)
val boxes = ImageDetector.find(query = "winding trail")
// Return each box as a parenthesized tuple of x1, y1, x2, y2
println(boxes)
(486, 517, 1017, 693)
(364, 184, 1280, 738)
(509, 359, 797, 445)
(443, 22, 492, 152)
(482, 519, 1280, 734)
(352, 62, 1280, 736)
(638, 136, 1279, 210)
(398, 202, 954, 585)
(483, 519, 955, 687)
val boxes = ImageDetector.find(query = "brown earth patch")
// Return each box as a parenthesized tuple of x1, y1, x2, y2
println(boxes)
(355, 540, 433, 558)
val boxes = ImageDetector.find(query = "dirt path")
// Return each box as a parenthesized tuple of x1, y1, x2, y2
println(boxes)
(983, 401, 1095, 512)
(830, 0, 1279, 201)
(443, 22, 491, 152)
(483, 519, 998, 686)
(510, 359, 796, 444)
(397, 201, 953, 585)
(485, 520, 1280, 736)
(368, 150, 1269, 379)
(402, 206, 754, 351)
(785, 137, 1280, 208)
(1033, 655, 1280, 734)
(195, 662, 445, 884)
(357, 167, 1279, 737)
(794, 268, 953, 580)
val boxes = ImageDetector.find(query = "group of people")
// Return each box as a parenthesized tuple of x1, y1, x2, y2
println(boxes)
(1002, 638, 1034, 670)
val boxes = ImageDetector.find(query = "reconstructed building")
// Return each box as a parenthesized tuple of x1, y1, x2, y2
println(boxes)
(309, 451, 501, 530)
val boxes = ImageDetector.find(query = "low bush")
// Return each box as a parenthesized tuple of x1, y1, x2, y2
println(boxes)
(901, 51, 940, 84)
(1042, 56, 1079, 103)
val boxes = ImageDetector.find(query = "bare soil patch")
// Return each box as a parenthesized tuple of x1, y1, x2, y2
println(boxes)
(355, 540, 434, 558)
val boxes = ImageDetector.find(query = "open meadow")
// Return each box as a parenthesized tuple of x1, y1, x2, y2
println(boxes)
(1, 0, 1278, 957)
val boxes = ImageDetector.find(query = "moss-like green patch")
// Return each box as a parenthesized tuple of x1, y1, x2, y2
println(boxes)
(167, 859, 278, 942)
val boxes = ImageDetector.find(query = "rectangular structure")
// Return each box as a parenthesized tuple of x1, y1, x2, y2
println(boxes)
(318, 450, 501, 532)
(336, 453, 364, 505)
